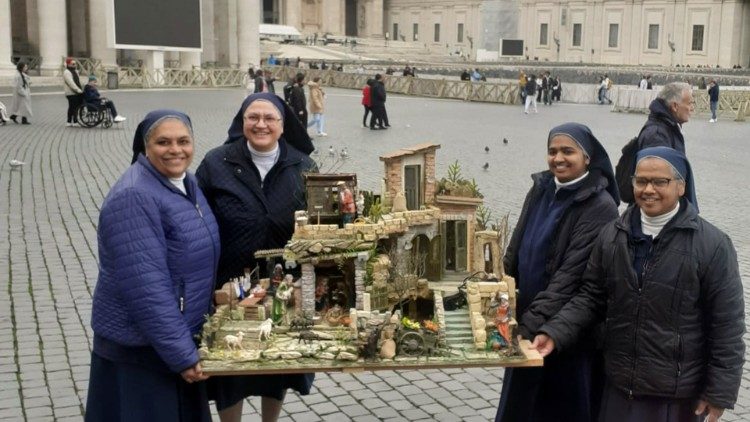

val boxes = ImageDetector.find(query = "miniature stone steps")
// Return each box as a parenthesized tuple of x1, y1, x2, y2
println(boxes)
(443, 309, 475, 349)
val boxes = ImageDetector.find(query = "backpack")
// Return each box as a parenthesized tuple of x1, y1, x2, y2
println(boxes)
(614, 136, 640, 203)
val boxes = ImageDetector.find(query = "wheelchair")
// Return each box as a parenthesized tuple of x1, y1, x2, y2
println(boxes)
(76, 99, 113, 128)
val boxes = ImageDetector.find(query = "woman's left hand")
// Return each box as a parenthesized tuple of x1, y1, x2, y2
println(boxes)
(180, 362, 209, 383)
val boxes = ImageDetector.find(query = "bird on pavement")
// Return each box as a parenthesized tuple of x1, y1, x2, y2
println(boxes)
(503, 138, 509, 145)
(328, 146, 335, 157)
(482, 162, 489, 171)
(9, 159, 25, 168)
(484, 146, 490, 153)
(340, 147, 349, 159)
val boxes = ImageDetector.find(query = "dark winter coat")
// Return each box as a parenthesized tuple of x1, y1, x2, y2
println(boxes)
(541, 200, 745, 409)
(524, 79, 537, 96)
(637, 98, 686, 153)
(504, 169, 618, 340)
(708, 84, 720, 102)
(371, 81, 387, 106)
(91, 155, 220, 373)
(289, 83, 306, 114)
(196, 139, 317, 285)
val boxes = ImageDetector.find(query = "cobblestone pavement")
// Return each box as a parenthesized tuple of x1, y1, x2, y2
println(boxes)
(1, 87, 749, 421)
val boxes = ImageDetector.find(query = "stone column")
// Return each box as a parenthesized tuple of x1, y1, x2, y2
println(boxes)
(237, 0, 260, 69)
(285, 0, 302, 31)
(89, 0, 117, 68)
(68, 0, 87, 56)
(179, 52, 202, 70)
(0, 0, 15, 73)
(301, 263, 315, 315)
(355, 253, 368, 310)
(201, 0, 216, 63)
(142, 50, 165, 87)
(37, 0, 67, 75)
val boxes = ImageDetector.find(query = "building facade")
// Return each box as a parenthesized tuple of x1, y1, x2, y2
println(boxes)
(3, 0, 262, 76)
(519, 0, 750, 68)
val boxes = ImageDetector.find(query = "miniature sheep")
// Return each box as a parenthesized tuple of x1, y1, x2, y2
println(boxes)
(224, 331, 245, 351)
(258, 318, 274, 341)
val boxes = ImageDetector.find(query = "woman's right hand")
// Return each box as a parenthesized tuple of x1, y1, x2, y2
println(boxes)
(180, 362, 209, 383)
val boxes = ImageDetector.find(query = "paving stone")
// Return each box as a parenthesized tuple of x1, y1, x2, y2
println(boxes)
(300, 393, 327, 406)
(434, 412, 464, 422)
(400, 408, 430, 419)
(280, 400, 309, 414)
(372, 406, 401, 419)
(310, 401, 339, 415)
(340, 404, 370, 417)
(406, 393, 435, 406)
(360, 397, 387, 409)
(352, 415, 382, 422)
(388, 399, 413, 411)
(447, 404, 477, 417)
(290, 411, 320, 422)
(24, 406, 53, 418)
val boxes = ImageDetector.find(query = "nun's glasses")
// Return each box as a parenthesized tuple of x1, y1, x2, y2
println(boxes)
(631, 176, 673, 189)
(245, 114, 282, 126)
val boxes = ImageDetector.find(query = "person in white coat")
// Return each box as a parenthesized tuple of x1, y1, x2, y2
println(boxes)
(8, 62, 32, 125)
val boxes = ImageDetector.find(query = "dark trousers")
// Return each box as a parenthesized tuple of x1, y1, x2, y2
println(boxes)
(66, 94, 83, 123)
(362, 106, 371, 127)
(543, 88, 551, 105)
(370, 104, 386, 128)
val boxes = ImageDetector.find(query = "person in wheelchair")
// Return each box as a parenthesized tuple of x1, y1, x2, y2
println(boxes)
(84, 75, 126, 123)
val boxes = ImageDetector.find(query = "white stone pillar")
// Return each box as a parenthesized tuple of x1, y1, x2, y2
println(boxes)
(37, 0, 67, 75)
(68, 0, 87, 56)
(89, 0, 117, 68)
(201, 0, 216, 63)
(285, 0, 302, 35)
(0, 0, 15, 73)
(179, 52, 202, 70)
(237, 0, 260, 69)
(301, 263, 315, 316)
(143, 50, 165, 87)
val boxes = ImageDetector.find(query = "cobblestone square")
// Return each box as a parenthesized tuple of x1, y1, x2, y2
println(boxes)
(1, 87, 749, 421)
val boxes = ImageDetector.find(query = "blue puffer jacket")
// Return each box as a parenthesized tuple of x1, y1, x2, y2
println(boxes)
(91, 155, 220, 373)
(196, 138, 316, 285)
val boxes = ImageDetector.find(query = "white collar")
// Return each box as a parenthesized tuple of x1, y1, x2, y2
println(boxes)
(554, 171, 589, 192)
(641, 202, 680, 238)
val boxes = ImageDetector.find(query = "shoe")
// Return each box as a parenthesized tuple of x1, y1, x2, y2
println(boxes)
(362, 124, 368, 128)
(370, 127, 381, 130)
(385, 124, 391, 128)
(524, 111, 528, 114)
(65, 122, 73, 127)
(21, 119, 30, 125)
(379, 126, 387, 130)
(318, 132, 328, 137)
(10, 115, 17, 124)
(709, 118, 716, 123)
(114, 115, 126, 123)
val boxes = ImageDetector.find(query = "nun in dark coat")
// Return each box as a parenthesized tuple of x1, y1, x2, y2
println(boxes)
(496, 123, 619, 422)
(196, 93, 316, 422)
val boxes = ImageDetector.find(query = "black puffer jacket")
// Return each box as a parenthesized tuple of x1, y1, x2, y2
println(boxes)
(196, 139, 316, 285)
(541, 200, 745, 408)
(504, 169, 618, 340)
(371, 81, 386, 107)
(637, 98, 686, 153)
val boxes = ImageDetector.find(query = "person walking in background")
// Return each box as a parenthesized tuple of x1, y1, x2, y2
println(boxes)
(0, 100, 9, 125)
(370, 74, 389, 129)
(361, 79, 373, 128)
(307, 76, 327, 136)
(289, 73, 308, 127)
(599, 75, 613, 105)
(253, 69, 267, 93)
(8, 61, 32, 125)
(63, 57, 84, 127)
(518, 71, 527, 105)
(242, 67, 255, 96)
(551, 76, 562, 102)
(638, 75, 648, 90)
(542, 72, 552, 105)
(708, 79, 720, 123)
(263, 70, 276, 94)
(524, 75, 538, 114)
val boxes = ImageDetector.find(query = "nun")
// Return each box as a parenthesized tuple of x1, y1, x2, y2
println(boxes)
(196, 93, 316, 422)
(496, 123, 619, 421)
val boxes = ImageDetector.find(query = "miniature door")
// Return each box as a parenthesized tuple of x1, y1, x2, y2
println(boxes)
(444, 220, 467, 271)
(404, 164, 421, 211)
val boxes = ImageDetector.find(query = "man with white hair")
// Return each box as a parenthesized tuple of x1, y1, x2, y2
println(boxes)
(637, 82, 694, 153)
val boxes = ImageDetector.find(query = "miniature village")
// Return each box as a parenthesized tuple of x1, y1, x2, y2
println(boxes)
(199, 144, 542, 374)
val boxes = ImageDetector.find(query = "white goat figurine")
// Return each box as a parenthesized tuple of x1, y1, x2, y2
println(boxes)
(258, 318, 274, 341)
(224, 331, 245, 351)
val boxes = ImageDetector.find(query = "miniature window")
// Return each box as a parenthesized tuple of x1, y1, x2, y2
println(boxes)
(434, 23, 440, 42)
(393, 23, 399, 41)
(413, 23, 419, 41)
(608, 23, 619, 48)
(648, 24, 659, 49)
(691, 25, 704, 51)
(572, 23, 582, 47)
(540, 23, 548, 45)
(457, 23, 464, 42)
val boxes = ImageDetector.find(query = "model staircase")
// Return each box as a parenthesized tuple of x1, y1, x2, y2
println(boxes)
(443, 308, 475, 350)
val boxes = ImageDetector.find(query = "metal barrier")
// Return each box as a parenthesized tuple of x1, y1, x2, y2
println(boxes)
(116, 67, 245, 88)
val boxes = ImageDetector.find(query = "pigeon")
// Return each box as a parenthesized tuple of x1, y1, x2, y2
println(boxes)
(484, 146, 490, 153)
(311, 149, 320, 157)
(9, 159, 25, 168)
(328, 146, 335, 157)
(503, 138, 509, 145)
(482, 162, 489, 171)
(340, 147, 349, 159)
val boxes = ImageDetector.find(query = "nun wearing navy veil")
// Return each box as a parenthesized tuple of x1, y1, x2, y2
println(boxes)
(196, 92, 317, 422)
(496, 123, 619, 421)
(87, 110, 220, 421)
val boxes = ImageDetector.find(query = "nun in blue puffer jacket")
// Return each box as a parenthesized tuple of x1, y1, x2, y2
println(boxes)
(86, 110, 220, 422)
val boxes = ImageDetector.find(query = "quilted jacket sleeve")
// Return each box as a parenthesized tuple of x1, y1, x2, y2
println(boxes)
(701, 233, 745, 409)
(100, 189, 199, 373)
(519, 195, 617, 339)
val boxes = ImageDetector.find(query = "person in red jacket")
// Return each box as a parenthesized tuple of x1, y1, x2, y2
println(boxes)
(361, 79, 373, 128)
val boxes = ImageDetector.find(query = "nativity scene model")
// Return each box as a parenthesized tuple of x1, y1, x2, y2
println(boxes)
(200, 143, 542, 375)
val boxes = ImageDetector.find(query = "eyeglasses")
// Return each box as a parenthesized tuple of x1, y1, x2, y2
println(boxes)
(631, 176, 673, 189)
(244, 114, 281, 126)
